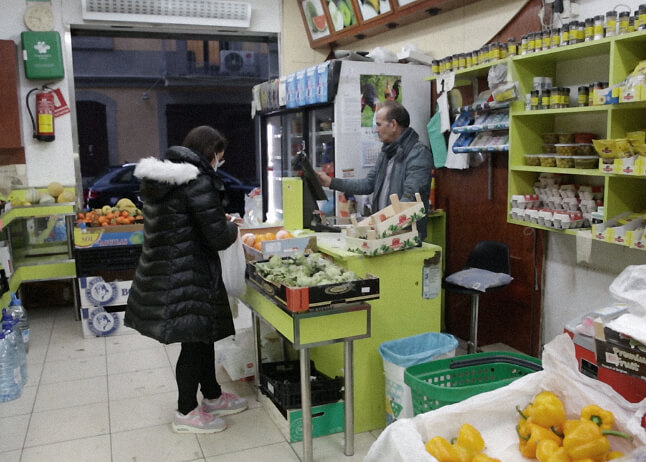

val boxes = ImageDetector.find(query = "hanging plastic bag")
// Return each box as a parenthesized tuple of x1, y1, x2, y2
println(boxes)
(218, 231, 246, 298)
(609, 264, 646, 315)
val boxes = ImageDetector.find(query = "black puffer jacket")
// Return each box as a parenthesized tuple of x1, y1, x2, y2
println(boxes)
(125, 146, 238, 344)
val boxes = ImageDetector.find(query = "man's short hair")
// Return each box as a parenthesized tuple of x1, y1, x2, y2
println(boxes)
(381, 100, 410, 128)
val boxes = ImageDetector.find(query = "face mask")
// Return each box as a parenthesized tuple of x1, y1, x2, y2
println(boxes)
(213, 159, 225, 172)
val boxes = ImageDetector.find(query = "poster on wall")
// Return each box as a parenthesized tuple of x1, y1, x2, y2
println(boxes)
(359, 74, 402, 127)
(326, 0, 358, 32)
(356, 0, 392, 21)
(299, 0, 331, 41)
(359, 74, 401, 167)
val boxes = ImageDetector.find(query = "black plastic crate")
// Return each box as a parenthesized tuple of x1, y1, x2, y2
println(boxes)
(75, 245, 142, 277)
(259, 360, 342, 410)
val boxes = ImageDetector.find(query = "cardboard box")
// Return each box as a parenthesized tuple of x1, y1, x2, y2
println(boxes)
(78, 277, 131, 307)
(239, 226, 317, 261)
(344, 228, 420, 256)
(74, 224, 144, 248)
(247, 257, 379, 313)
(358, 193, 426, 239)
(564, 327, 646, 403)
(592, 212, 645, 245)
(258, 392, 344, 443)
(594, 324, 646, 382)
(599, 156, 646, 175)
(80, 306, 136, 338)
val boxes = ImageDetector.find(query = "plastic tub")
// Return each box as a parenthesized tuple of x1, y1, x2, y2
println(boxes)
(575, 144, 595, 156)
(379, 332, 458, 423)
(542, 143, 555, 153)
(555, 155, 575, 168)
(573, 156, 600, 169)
(558, 133, 575, 143)
(574, 132, 598, 144)
(541, 133, 561, 144)
(524, 154, 541, 166)
(539, 154, 556, 167)
(554, 144, 578, 155)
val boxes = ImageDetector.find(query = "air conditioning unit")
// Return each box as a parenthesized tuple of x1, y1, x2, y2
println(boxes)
(82, 0, 252, 28)
(220, 50, 259, 77)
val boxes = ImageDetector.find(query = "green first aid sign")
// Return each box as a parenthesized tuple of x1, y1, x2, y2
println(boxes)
(21, 31, 64, 80)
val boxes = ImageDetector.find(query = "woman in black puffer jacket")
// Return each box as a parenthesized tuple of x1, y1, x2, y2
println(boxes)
(126, 126, 247, 434)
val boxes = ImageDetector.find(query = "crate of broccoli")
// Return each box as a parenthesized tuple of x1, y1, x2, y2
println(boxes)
(247, 253, 380, 312)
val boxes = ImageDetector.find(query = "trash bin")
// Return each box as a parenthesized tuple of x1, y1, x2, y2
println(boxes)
(379, 332, 458, 424)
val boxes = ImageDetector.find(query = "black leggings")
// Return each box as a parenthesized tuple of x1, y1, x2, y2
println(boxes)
(176, 342, 222, 415)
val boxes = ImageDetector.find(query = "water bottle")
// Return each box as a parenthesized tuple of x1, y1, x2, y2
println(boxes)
(2, 312, 26, 387)
(8, 292, 29, 353)
(0, 329, 22, 402)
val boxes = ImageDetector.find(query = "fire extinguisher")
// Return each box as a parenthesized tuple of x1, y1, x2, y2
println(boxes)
(26, 86, 55, 142)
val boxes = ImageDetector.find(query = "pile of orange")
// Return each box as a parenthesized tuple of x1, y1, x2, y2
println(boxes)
(241, 230, 293, 251)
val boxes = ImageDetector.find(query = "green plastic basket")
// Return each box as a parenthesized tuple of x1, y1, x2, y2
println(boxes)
(404, 352, 542, 415)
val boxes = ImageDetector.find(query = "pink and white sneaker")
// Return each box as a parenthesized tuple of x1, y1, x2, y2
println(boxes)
(172, 406, 227, 434)
(202, 392, 248, 416)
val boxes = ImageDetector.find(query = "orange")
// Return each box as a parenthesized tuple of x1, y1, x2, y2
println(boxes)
(276, 230, 292, 240)
(253, 240, 263, 251)
(241, 233, 256, 247)
(264, 232, 276, 241)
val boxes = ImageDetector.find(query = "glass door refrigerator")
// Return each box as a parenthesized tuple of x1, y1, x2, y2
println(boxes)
(255, 60, 430, 228)
(258, 105, 335, 225)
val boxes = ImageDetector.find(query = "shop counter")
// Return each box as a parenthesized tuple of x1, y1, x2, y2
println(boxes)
(240, 241, 443, 437)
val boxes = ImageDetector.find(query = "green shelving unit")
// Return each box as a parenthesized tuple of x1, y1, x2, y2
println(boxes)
(0, 202, 77, 308)
(507, 30, 646, 246)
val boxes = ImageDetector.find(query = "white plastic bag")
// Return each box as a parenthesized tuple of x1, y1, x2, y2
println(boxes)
(365, 334, 646, 462)
(219, 231, 246, 298)
(609, 265, 646, 315)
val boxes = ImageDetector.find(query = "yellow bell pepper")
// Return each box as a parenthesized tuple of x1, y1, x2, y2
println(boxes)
(563, 420, 610, 461)
(519, 422, 563, 458)
(529, 391, 567, 430)
(537, 440, 567, 462)
(580, 405, 614, 431)
(472, 454, 501, 462)
(456, 423, 485, 454)
(425, 436, 468, 462)
(605, 451, 624, 460)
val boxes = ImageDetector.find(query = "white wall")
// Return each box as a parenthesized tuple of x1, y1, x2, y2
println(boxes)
(0, 0, 280, 188)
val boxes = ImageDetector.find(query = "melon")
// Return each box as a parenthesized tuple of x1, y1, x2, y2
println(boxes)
(24, 188, 41, 204)
(57, 190, 75, 203)
(39, 193, 56, 204)
(47, 181, 64, 198)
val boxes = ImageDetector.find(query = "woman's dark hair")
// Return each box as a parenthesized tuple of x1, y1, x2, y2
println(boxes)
(182, 125, 228, 163)
(381, 100, 410, 128)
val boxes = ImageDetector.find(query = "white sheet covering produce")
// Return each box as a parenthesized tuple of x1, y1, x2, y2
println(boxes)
(365, 334, 646, 462)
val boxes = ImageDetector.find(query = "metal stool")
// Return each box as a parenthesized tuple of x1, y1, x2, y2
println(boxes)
(442, 241, 511, 354)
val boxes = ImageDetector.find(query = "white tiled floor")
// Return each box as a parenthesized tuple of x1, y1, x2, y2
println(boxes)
(0, 304, 381, 461)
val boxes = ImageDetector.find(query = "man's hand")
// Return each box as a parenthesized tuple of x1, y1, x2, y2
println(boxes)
(315, 170, 332, 188)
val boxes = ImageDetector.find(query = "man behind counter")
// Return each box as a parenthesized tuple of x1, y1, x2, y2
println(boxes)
(315, 100, 433, 240)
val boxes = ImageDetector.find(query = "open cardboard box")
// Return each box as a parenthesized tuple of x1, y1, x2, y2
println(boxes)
(239, 226, 317, 261)
(356, 193, 425, 239)
(592, 212, 645, 245)
(344, 223, 420, 256)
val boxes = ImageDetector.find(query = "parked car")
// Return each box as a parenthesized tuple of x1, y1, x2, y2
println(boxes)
(84, 163, 257, 215)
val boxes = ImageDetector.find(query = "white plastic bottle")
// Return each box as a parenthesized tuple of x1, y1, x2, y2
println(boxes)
(8, 293, 29, 353)
(0, 328, 22, 402)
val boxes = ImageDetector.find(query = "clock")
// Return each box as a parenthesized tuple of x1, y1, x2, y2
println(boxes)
(24, 3, 54, 31)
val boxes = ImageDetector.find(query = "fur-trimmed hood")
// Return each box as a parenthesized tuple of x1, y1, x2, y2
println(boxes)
(134, 146, 216, 203)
